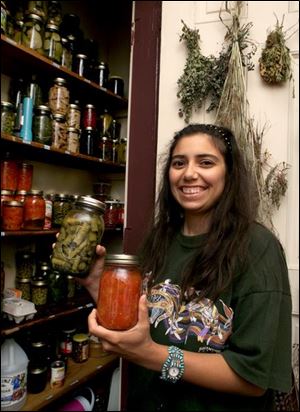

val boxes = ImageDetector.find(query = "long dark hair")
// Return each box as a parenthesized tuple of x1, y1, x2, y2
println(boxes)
(139, 124, 259, 301)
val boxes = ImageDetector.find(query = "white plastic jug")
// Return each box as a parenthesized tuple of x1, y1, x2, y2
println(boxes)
(1, 338, 29, 411)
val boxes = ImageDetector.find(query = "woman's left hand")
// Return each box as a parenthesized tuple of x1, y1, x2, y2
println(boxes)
(88, 294, 153, 362)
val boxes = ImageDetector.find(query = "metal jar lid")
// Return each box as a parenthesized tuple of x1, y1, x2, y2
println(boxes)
(69, 103, 80, 110)
(75, 195, 106, 213)
(31, 279, 47, 286)
(15, 190, 28, 196)
(1, 101, 15, 110)
(54, 77, 67, 85)
(1, 189, 14, 195)
(28, 190, 44, 196)
(17, 278, 31, 283)
(31, 340, 46, 348)
(45, 23, 59, 31)
(73, 333, 89, 342)
(2, 200, 23, 207)
(105, 254, 139, 265)
(28, 366, 47, 374)
(76, 53, 88, 59)
(35, 105, 51, 113)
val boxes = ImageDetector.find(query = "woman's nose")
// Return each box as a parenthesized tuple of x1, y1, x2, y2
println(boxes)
(183, 162, 198, 179)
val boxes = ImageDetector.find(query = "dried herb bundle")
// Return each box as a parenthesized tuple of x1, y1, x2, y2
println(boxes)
(259, 15, 294, 84)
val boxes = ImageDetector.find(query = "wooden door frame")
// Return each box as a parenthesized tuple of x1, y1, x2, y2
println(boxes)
(123, 1, 162, 255)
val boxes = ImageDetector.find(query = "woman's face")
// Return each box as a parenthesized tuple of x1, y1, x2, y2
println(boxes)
(169, 133, 226, 217)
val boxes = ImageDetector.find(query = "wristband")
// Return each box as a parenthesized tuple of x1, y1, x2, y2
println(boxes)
(160, 346, 184, 383)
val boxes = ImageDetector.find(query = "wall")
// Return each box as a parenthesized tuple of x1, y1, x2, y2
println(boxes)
(157, 1, 299, 343)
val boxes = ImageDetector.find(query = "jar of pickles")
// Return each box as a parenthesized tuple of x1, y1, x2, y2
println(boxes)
(22, 13, 44, 54)
(49, 77, 69, 116)
(2, 200, 23, 230)
(31, 278, 48, 305)
(51, 196, 105, 277)
(16, 278, 31, 301)
(52, 193, 71, 227)
(17, 162, 33, 191)
(14, 19, 24, 44)
(23, 190, 45, 230)
(47, 0, 62, 26)
(97, 254, 142, 330)
(52, 113, 67, 150)
(1, 159, 18, 190)
(1, 101, 15, 134)
(26, 1, 47, 20)
(15, 251, 35, 279)
(33, 104, 52, 145)
(44, 23, 62, 63)
(67, 103, 80, 129)
(66, 127, 80, 153)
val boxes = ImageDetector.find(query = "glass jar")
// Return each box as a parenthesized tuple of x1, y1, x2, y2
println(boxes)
(16, 277, 31, 301)
(104, 200, 119, 229)
(43, 23, 62, 63)
(6, 10, 14, 39)
(26, 1, 47, 20)
(117, 201, 124, 227)
(107, 76, 124, 97)
(66, 127, 80, 153)
(17, 162, 33, 191)
(99, 136, 112, 162)
(2, 200, 23, 230)
(27, 365, 47, 394)
(97, 254, 142, 330)
(23, 190, 45, 230)
(15, 251, 35, 279)
(118, 137, 127, 164)
(52, 113, 67, 150)
(66, 103, 80, 129)
(22, 13, 44, 54)
(60, 327, 76, 355)
(52, 193, 71, 227)
(14, 19, 24, 44)
(35, 261, 51, 280)
(33, 104, 52, 145)
(47, 1, 62, 26)
(83, 104, 97, 129)
(112, 139, 118, 163)
(60, 37, 73, 70)
(1, 101, 15, 134)
(1, 190, 15, 218)
(99, 109, 113, 138)
(72, 333, 89, 363)
(30, 340, 48, 365)
(94, 62, 109, 87)
(15, 190, 27, 204)
(1, 159, 18, 190)
(31, 279, 48, 305)
(80, 127, 98, 157)
(74, 53, 88, 77)
(67, 275, 76, 299)
(51, 196, 105, 277)
(26, 77, 43, 108)
(43, 193, 54, 229)
(48, 77, 69, 116)
(48, 270, 67, 303)
(1, 0, 8, 34)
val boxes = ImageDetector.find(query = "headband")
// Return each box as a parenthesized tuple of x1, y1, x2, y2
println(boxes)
(207, 124, 232, 152)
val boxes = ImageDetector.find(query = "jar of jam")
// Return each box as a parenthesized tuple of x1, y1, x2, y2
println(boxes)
(72, 333, 89, 363)
(67, 103, 81, 129)
(51, 196, 105, 277)
(52, 113, 67, 150)
(16, 277, 31, 300)
(83, 104, 97, 129)
(17, 162, 33, 191)
(31, 278, 48, 305)
(48, 77, 70, 116)
(80, 127, 98, 156)
(2, 200, 23, 230)
(97, 254, 142, 330)
(27, 365, 47, 394)
(23, 190, 46, 230)
(1, 159, 18, 190)
(32, 104, 52, 145)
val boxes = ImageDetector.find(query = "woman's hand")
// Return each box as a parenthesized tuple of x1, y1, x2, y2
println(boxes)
(88, 294, 154, 363)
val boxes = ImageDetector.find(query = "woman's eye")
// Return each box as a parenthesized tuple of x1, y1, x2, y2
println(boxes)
(171, 160, 185, 167)
(200, 160, 214, 167)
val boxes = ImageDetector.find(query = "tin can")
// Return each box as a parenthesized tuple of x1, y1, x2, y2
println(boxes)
(60, 327, 76, 355)
(72, 333, 89, 363)
(50, 360, 65, 388)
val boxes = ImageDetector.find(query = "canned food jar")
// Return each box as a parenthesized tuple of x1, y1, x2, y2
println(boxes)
(50, 360, 65, 388)
(49, 77, 70, 116)
(67, 103, 81, 129)
(60, 327, 76, 355)
(1, 190, 15, 218)
(15, 190, 28, 203)
(99, 136, 112, 162)
(51, 196, 105, 277)
(61, 37, 73, 70)
(104, 200, 119, 229)
(43, 23, 62, 63)
(2, 200, 23, 230)
(94, 61, 109, 87)
(107, 76, 124, 97)
(97, 254, 142, 330)
(83, 104, 97, 129)
(74, 53, 88, 77)
(52, 113, 67, 150)
(16, 278, 31, 301)
(72, 333, 89, 363)
(17, 162, 33, 191)
(80, 127, 98, 156)
(1, 101, 15, 134)
(27, 365, 47, 394)
(23, 190, 46, 230)
(52, 193, 71, 227)
(31, 278, 48, 305)
(32, 104, 52, 145)
(66, 127, 80, 153)
(21, 13, 44, 54)
(15, 251, 35, 279)
(30, 340, 47, 365)
(1, 159, 18, 190)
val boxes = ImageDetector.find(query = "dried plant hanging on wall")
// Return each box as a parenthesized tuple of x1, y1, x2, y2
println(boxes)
(215, 2, 290, 231)
(259, 15, 297, 85)
(177, 2, 256, 123)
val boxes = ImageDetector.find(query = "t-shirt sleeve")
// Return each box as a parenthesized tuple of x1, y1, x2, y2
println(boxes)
(221, 228, 292, 393)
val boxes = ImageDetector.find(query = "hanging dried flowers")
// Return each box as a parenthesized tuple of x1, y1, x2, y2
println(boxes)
(259, 15, 296, 85)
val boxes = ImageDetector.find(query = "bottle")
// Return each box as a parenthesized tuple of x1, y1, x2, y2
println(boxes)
(1, 338, 29, 411)
(20, 97, 33, 142)
(97, 254, 142, 330)
(51, 196, 105, 277)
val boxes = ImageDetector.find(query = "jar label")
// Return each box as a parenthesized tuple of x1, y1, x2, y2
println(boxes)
(1, 369, 27, 408)
(50, 365, 65, 388)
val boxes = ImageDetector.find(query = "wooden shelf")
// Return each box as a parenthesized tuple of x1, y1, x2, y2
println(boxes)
(1, 229, 58, 238)
(1, 34, 127, 111)
(1, 133, 126, 173)
(21, 354, 119, 411)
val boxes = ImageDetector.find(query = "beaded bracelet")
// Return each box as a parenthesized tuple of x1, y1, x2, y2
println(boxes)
(160, 346, 185, 383)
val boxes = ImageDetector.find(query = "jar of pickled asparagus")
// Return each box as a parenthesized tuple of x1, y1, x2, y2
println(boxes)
(51, 196, 105, 277)
(97, 254, 142, 330)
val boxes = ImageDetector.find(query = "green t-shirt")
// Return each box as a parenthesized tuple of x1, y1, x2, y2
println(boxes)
(127, 223, 292, 411)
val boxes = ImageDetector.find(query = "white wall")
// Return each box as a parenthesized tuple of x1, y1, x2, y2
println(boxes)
(157, 1, 299, 343)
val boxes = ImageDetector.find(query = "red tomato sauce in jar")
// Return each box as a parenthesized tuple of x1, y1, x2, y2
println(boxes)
(17, 162, 33, 191)
(23, 190, 45, 230)
(1, 160, 18, 191)
(97, 254, 142, 330)
(2, 200, 23, 230)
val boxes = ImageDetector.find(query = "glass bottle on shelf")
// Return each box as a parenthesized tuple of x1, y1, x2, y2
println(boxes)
(43, 23, 62, 63)
(2, 200, 23, 231)
(17, 162, 33, 192)
(22, 13, 44, 54)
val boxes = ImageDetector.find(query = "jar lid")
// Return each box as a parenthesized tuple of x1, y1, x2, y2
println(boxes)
(46, 23, 59, 30)
(54, 77, 67, 85)
(69, 103, 80, 110)
(31, 341, 46, 347)
(2, 200, 23, 207)
(98, 62, 107, 68)
(109, 76, 124, 81)
(31, 279, 47, 286)
(35, 104, 51, 113)
(28, 190, 44, 196)
(67, 127, 80, 132)
(17, 277, 31, 283)
(28, 366, 47, 374)
(62, 327, 76, 334)
(105, 254, 139, 265)
(1, 101, 14, 109)
(26, 13, 43, 22)
(1, 189, 15, 195)
(53, 113, 66, 121)
(75, 196, 106, 213)
(76, 53, 88, 59)
(73, 333, 89, 342)
(15, 190, 28, 195)
(84, 126, 95, 131)
(85, 104, 95, 109)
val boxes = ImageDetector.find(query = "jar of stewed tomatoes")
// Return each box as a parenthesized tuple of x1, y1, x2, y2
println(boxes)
(2, 200, 24, 230)
(17, 162, 33, 191)
(1, 159, 18, 191)
(23, 190, 45, 230)
(97, 254, 142, 330)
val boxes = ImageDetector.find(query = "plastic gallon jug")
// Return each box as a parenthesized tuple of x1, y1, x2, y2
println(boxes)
(1, 338, 29, 411)
(58, 386, 95, 411)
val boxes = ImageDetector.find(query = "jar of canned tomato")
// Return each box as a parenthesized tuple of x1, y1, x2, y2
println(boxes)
(23, 190, 45, 230)
(1, 159, 18, 190)
(17, 162, 33, 191)
(1, 189, 15, 217)
(2, 200, 23, 230)
(15, 190, 28, 203)
(97, 254, 142, 330)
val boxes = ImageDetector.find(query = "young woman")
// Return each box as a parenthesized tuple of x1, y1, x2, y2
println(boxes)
(85, 124, 292, 411)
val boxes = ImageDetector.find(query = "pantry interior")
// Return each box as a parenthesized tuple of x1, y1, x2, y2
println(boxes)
(1, 1, 161, 410)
